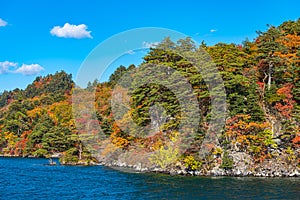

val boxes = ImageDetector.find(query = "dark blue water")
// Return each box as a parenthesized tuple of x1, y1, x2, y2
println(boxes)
(0, 157, 299, 200)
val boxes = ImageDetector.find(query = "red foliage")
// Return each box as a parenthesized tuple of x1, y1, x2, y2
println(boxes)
(257, 81, 265, 90)
(276, 83, 294, 98)
(274, 83, 295, 118)
(292, 135, 300, 148)
(14, 130, 31, 155)
(237, 44, 243, 51)
(34, 78, 43, 88)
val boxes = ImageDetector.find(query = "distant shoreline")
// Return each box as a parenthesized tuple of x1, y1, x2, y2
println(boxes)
(0, 154, 61, 158)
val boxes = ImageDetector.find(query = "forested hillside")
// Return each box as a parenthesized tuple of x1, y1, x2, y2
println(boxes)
(0, 19, 299, 175)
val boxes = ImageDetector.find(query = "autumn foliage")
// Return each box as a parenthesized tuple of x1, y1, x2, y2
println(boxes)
(0, 19, 299, 168)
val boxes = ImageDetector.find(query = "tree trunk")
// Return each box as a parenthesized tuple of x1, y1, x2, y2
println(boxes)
(78, 142, 82, 160)
(267, 62, 273, 91)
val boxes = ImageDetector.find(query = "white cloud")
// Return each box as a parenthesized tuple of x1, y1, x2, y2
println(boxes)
(142, 41, 159, 48)
(50, 23, 92, 39)
(0, 61, 17, 74)
(14, 64, 44, 75)
(0, 61, 44, 75)
(210, 29, 217, 33)
(0, 18, 8, 27)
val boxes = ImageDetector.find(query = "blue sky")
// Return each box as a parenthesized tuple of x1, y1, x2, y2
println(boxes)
(0, 0, 299, 92)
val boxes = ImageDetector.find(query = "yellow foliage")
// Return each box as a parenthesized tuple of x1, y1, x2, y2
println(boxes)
(151, 140, 163, 151)
(27, 107, 44, 119)
(286, 147, 296, 161)
(49, 101, 72, 126)
(169, 131, 179, 143)
(212, 147, 223, 156)
(149, 144, 179, 169)
(183, 155, 202, 170)
(4, 131, 17, 149)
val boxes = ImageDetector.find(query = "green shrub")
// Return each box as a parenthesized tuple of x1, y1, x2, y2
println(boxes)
(220, 151, 233, 169)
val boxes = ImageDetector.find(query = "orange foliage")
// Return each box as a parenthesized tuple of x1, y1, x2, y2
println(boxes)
(34, 78, 43, 88)
(95, 84, 112, 116)
(27, 107, 44, 119)
(292, 135, 300, 148)
(257, 81, 265, 91)
(110, 123, 129, 148)
(274, 83, 295, 118)
(142, 131, 165, 152)
(225, 115, 271, 161)
(275, 34, 300, 67)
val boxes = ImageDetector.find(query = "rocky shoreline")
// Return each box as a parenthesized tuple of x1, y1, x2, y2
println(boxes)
(89, 145, 300, 177)
(91, 150, 300, 177)
(99, 160, 300, 177)
(1, 153, 299, 177)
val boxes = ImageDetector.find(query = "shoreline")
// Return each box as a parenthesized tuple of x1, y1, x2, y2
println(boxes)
(1, 155, 299, 177)
(99, 161, 300, 178)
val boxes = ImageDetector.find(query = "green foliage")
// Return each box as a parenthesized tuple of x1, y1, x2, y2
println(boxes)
(32, 149, 48, 158)
(263, 130, 277, 148)
(285, 146, 296, 162)
(108, 65, 136, 87)
(24, 71, 73, 98)
(220, 151, 233, 170)
(59, 147, 79, 164)
(0, 90, 11, 107)
(0, 19, 299, 170)
(278, 19, 300, 35)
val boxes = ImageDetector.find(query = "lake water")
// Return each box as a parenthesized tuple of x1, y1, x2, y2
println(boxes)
(0, 157, 299, 200)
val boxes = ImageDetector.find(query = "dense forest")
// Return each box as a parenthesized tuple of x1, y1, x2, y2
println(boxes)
(0, 19, 299, 175)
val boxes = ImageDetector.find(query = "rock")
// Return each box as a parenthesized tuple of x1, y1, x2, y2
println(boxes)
(135, 163, 142, 171)
(289, 172, 295, 177)
(169, 169, 177, 175)
(188, 171, 194, 176)
(210, 167, 225, 176)
(273, 139, 282, 145)
(194, 171, 201, 176)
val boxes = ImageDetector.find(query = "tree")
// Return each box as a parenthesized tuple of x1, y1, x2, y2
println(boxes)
(256, 26, 283, 91)
(108, 65, 127, 86)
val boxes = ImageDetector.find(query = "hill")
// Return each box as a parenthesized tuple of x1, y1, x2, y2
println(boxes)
(0, 19, 299, 175)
